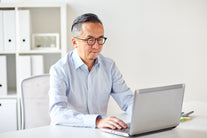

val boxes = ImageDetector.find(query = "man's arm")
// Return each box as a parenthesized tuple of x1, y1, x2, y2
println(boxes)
(49, 65, 100, 128)
(49, 100, 99, 128)
(96, 62, 134, 130)
(110, 62, 134, 115)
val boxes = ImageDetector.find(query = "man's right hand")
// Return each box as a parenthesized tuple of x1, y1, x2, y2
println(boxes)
(96, 116, 128, 130)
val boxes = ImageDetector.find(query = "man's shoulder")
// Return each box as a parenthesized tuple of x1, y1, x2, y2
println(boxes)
(99, 54, 115, 65)
(51, 51, 72, 69)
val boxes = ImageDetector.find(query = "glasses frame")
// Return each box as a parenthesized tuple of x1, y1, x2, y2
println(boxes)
(74, 37, 107, 46)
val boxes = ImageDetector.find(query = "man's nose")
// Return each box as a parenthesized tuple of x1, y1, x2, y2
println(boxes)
(92, 40, 99, 49)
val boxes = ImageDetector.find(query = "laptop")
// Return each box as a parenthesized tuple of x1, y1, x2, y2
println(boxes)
(101, 84, 185, 137)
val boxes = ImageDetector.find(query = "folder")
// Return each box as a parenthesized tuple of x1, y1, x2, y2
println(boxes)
(31, 55, 44, 75)
(3, 10, 16, 51)
(0, 99, 17, 132)
(18, 10, 31, 51)
(0, 11, 4, 51)
(0, 56, 8, 96)
(18, 56, 31, 83)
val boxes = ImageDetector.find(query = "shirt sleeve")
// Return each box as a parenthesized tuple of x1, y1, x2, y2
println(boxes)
(110, 62, 134, 115)
(49, 65, 100, 128)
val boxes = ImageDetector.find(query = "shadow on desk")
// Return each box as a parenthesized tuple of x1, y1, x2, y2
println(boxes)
(100, 127, 207, 138)
(128, 127, 176, 137)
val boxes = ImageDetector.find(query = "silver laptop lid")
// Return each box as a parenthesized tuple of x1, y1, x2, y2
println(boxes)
(130, 84, 185, 135)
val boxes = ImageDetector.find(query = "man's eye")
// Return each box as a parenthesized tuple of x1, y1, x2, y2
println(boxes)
(98, 38, 104, 41)
(88, 38, 94, 41)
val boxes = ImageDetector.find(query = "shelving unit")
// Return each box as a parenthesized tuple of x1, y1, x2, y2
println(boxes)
(0, 2, 67, 131)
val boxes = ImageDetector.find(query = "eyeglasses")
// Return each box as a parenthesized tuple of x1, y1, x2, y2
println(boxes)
(75, 37, 107, 46)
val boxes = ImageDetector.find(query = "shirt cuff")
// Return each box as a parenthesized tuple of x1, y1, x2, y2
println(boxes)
(83, 114, 102, 128)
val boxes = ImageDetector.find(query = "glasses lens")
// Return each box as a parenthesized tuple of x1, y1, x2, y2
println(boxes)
(97, 38, 106, 45)
(86, 37, 107, 46)
(87, 38, 95, 45)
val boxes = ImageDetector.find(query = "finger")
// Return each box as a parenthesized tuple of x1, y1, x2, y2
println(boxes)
(107, 119, 125, 130)
(98, 118, 118, 129)
(109, 117, 128, 129)
(117, 120, 128, 129)
(103, 122, 117, 130)
(108, 120, 122, 130)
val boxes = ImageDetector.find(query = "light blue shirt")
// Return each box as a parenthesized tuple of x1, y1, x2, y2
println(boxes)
(49, 49, 133, 128)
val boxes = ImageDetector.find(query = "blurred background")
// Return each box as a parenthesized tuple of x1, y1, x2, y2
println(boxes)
(2, 0, 207, 114)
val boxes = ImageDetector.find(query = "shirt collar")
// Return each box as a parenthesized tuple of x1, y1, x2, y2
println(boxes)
(72, 49, 85, 69)
(94, 56, 100, 66)
(72, 49, 100, 70)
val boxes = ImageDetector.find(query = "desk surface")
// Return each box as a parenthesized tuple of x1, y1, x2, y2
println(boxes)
(0, 101, 207, 138)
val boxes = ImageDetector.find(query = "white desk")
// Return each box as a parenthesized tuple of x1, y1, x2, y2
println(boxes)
(0, 101, 206, 138)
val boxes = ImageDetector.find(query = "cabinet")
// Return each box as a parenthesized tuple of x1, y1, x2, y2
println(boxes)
(0, 98, 17, 133)
(0, 2, 67, 131)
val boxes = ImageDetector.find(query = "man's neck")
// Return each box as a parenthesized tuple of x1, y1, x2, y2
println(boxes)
(83, 59, 95, 72)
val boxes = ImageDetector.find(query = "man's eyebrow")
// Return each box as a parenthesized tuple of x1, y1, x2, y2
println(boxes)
(86, 35, 104, 38)
(99, 35, 104, 38)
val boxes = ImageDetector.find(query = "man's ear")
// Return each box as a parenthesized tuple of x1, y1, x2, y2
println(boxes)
(72, 37, 78, 48)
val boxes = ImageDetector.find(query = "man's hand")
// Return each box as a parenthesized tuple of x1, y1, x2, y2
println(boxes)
(96, 116, 128, 130)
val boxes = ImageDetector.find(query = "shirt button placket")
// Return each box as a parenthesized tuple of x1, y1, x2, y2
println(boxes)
(87, 67, 96, 114)
(87, 71, 91, 114)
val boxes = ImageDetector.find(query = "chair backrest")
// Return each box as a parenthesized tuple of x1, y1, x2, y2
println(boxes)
(20, 74, 51, 129)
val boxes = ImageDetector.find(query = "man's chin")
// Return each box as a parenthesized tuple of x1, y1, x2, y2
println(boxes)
(89, 57, 97, 60)
(89, 54, 99, 60)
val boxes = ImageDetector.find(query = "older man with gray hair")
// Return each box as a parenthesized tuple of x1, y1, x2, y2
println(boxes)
(49, 13, 133, 130)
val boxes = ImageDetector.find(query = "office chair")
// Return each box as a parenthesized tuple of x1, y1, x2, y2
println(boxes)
(20, 74, 51, 129)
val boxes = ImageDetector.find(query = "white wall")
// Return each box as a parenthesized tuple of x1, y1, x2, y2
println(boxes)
(4, 0, 207, 114)
(66, 0, 207, 114)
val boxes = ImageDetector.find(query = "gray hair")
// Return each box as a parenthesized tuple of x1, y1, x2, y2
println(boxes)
(71, 13, 103, 37)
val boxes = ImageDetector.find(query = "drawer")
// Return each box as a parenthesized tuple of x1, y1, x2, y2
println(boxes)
(0, 99, 17, 133)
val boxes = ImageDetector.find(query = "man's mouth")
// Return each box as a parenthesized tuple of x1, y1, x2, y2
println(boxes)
(91, 51, 98, 54)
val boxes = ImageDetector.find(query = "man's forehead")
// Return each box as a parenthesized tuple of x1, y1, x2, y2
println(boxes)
(80, 22, 104, 37)
(81, 22, 103, 30)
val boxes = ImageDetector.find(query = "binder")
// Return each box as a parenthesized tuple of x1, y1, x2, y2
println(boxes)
(18, 56, 31, 83)
(3, 10, 16, 51)
(31, 55, 44, 75)
(0, 11, 4, 51)
(0, 56, 8, 96)
(18, 10, 31, 51)
(18, 55, 44, 83)
(0, 99, 17, 132)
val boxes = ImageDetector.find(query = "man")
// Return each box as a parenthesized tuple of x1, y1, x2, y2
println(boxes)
(49, 13, 133, 130)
